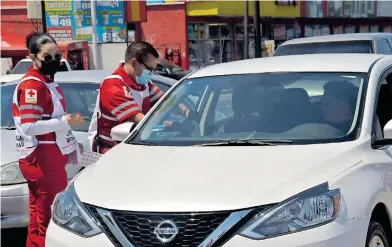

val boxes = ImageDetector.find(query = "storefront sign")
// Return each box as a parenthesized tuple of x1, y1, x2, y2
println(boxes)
(235, 24, 262, 39)
(45, 0, 126, 43)
(275, 0, 297, 6)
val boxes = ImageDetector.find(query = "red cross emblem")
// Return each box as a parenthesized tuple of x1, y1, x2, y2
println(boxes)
(25, 89, 37, 104)
(28, 90, 36, 97)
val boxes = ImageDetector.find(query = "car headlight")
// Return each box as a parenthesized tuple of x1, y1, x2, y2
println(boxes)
(1, 161, 27, 185)
(240, 183, 342, 240)
(52, 183, 101, 237)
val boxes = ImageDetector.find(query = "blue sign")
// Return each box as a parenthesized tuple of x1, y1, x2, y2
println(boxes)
(45, 0, 126, 43)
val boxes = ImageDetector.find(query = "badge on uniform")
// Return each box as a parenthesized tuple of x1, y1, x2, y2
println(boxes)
(25, 89, 38, 104)
(123, 86, 132, 98)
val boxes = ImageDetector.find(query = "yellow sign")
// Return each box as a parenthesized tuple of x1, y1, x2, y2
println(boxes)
(186, 1, 300, 18)
(45, 0, 72, 11)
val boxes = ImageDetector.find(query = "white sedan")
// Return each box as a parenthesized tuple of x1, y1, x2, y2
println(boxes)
(47, 54, 392, 247)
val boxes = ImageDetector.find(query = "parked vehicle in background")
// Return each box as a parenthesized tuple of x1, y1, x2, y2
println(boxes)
(274, 33, 392, 56)
(0, 70, 178, 229)
(47, 54, 392, 247)
(1, 58, 71, 84)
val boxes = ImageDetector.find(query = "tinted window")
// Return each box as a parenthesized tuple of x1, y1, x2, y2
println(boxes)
(1, 82, 99, 132)
(378, 39, 392, 54)
(11, 61, 33, 74)
(274, 40, 373, 56)
(129, 72, 368, 146)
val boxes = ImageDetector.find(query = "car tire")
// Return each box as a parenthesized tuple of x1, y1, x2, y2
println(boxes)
(366, 221, 390, 247)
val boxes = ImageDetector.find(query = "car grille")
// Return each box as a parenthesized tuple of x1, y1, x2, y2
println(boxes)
(86, 205, 230, 247)
(112, 211, 230, 247)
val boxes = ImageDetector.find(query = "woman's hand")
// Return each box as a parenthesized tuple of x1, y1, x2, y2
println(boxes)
(66, 113, 85, 126)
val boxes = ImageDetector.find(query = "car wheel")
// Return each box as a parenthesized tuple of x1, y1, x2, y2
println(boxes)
(366, 221, 390, 247)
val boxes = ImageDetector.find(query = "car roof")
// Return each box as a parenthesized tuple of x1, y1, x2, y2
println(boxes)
(280, 33, 392, 46)
(1, 70, 177, 86)
(188, 54, 385, 79)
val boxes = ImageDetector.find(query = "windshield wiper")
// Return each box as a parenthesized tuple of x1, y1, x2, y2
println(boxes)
(196, 139, 293, 146)
(130, 140, 157, 146)
(0, 125, 16, 130)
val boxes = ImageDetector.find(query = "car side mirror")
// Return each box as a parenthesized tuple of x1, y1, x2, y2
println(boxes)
(373, 120, 392, 148)
(110, 122, 135, 142)
(384, 120, 392, 139)
(6, 70, 11, 74)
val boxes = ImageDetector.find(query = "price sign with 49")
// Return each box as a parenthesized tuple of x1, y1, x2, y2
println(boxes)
(59, 17, 72, 27)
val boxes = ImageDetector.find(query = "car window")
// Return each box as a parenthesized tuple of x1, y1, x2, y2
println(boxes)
(274, 40, 373, 56)
(11, 61, 33, 74)
(153, 81, 198, 122)
(130, 72, 368, 146)
(378, 39, 392, 55)
(1, 82, 99, 132)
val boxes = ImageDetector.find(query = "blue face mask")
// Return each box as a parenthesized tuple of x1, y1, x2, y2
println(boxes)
(136, 69, 152, 86)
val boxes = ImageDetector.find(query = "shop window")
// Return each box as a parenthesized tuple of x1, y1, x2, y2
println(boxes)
(188, 23, 233, 70)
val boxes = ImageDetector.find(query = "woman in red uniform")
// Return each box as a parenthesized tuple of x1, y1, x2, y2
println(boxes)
(12, 32, 84, 247)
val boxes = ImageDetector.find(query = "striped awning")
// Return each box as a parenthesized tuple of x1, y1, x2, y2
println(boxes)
(126, 0, 147, 22)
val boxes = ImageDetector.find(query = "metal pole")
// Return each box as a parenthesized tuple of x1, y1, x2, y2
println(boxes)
(244, 1, 248, 59)
(41, 1, 47, 33)
(254, 0, 261, 58)
(90, 0, 100, 69)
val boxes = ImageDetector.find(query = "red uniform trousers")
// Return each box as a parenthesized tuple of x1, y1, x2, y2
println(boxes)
(19, 144, 67, 247)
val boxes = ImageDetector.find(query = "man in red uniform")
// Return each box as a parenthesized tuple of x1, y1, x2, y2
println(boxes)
(89, 41, 191, 153)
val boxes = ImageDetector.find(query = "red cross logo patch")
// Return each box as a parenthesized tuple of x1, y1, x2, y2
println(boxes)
(25, 89, 37, 104)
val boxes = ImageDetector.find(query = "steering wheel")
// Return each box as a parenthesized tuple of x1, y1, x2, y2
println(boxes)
(173, 116, 201, 137)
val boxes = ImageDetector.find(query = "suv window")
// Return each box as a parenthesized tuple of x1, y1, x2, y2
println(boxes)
(274, 40, 373, 56)
(377, 39, 392, 55)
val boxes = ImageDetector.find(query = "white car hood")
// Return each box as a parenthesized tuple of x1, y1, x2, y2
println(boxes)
(75, 142, 361, 212)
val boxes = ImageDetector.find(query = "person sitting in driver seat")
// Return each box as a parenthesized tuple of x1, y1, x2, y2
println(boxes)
(321, 80, 359, 134)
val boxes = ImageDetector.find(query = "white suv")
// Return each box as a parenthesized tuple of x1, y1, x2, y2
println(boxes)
(46, 54, 392, 247)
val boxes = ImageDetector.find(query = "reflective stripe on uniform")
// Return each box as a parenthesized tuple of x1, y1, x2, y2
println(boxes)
(101, 113, 118, 121)
(19, 105, 44, 112)
(39, 141, 56, 144)
(150, 91, 163, 102)
(20, 114, 42, 120)
(116, 106, 140, 120)
(99, 134, 113, 141)
(111, 101, 136, 115)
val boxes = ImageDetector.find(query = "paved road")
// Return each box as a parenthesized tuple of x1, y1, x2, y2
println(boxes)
(1, 228, 27, 247)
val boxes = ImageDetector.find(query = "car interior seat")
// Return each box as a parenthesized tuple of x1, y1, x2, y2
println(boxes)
(273, 88, 311, 132)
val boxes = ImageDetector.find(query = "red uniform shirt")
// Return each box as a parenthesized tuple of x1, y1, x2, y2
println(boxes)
(12, 67, 67, 142)
(98, 64, 164, 145)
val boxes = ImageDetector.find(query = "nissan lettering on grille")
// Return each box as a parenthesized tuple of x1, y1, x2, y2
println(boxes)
(153, 220, 179, 243)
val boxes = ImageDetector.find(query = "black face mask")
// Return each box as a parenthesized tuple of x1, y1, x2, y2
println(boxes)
(37, 57, 60, 76)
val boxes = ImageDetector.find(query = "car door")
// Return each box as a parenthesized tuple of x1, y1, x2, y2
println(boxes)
(371, 68, 392, 190)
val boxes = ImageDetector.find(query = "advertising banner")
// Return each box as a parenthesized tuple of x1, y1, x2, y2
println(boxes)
(45, 0, 126, 43)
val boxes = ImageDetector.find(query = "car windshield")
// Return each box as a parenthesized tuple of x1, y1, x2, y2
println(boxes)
(274, 40, 373, 56)
(1, 82, 99, 132)
(11, 61, 33, 74)
(128, 72, 367, 146)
